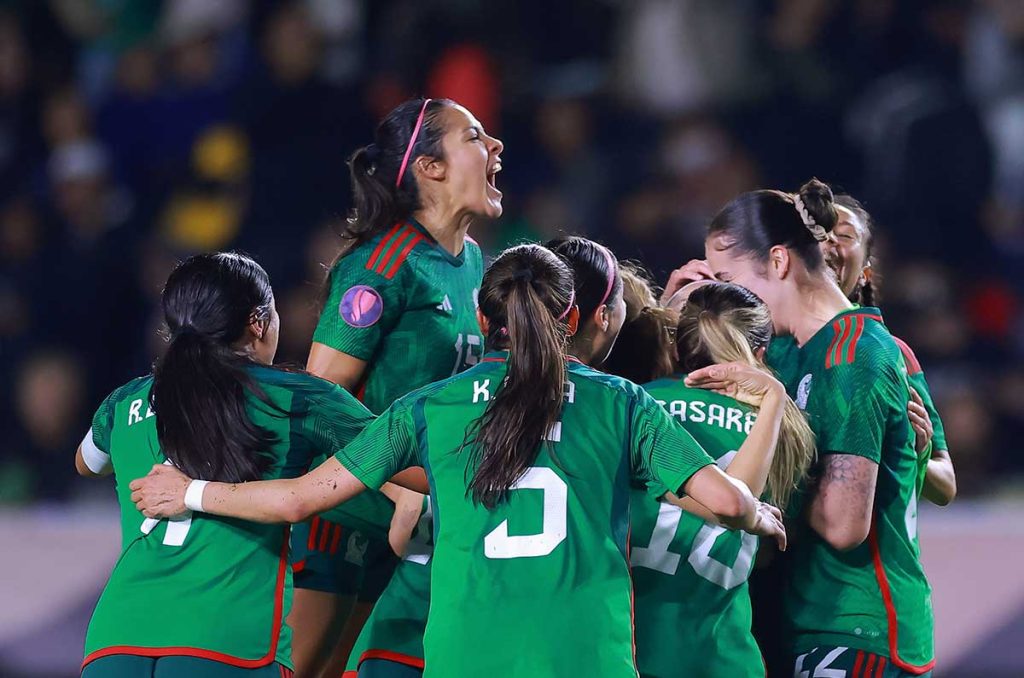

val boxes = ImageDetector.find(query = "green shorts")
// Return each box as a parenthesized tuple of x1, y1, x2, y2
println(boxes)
(291, 517, 397, 602)
(793, 646, 933, 678)
(82, 655, 292, 677)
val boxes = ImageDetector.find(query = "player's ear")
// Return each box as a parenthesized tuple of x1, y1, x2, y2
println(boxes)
(593, 304, 610, 332)
(416, 154, 446, 182)
(768, 245, 790, 280)
(247, 312, 268, 341)
(476, 308, 490, 335)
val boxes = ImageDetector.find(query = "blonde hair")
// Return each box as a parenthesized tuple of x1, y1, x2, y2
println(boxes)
(676, 282, 815, 508)
(601, 262, 677, 384)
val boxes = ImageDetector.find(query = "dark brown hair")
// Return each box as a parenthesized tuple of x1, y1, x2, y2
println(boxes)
(834, 194, 877, 307)
(465, 244, 575, 507)
(600, 261, 676, 383)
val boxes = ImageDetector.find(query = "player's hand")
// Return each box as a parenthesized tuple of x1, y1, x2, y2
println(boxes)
(749, 501, 787, 551)
(130, 464, 192, 519)
(685, 362, 785, 408)
(908, 387, 933, 454)
(660, 259, 716, 306)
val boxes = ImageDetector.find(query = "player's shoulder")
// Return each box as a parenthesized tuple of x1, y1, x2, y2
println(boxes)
(248, 364, 341, 397)
(333, 221, 434, 284)
(106, 374, 153, 405)
(569, 362, 653, 405)
(823, 307, 898, 371)
(890, 334, 923, 376)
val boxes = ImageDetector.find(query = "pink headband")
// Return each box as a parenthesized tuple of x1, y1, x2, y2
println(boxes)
(395, 98, 432, 187)
(557, 290, 576, 321)
(597, 246, 616, 308)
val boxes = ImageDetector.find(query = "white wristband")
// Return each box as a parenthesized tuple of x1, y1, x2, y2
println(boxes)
(184, 480, 209, 512)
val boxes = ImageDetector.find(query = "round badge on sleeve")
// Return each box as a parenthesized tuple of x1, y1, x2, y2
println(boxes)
(339, 285, 384, 328)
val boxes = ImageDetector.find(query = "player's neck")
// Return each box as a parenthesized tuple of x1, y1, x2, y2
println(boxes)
(413, 206, 472, 256)
(785, 276, 853, 346)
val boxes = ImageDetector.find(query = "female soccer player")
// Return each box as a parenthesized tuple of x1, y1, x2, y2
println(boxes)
(76, 252, 375, 678)
(628, 282, 816, 678)
(293, 96, 503, 676)
(827, 194, 956, 506)
(129, 243, 787, 678)
(703, 179, 936, 676)
(599, 261, 677, 384)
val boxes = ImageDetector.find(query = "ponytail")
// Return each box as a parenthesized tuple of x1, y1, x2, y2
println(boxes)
(600, 262, 677, 383)
(677, 283, 815, 508)
(149, 252, 280, 484)
(466, 245, 575, 507)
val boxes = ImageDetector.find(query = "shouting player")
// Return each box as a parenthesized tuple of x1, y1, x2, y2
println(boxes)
(293, 97, 502, 676)
(129, 243, 788, 678)
(77, 253, 375, 678)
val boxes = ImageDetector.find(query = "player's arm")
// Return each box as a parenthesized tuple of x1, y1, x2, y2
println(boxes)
(75, 430, 112, 478)
(384, 485, 426, 557)
(908, 384, 956, 506)
(130, 402, 420, 523)
(308, 256, 406, 391)
(307, 344, 368, 391)
(634, 391, 786, 548)
(685, 362, 787, 498)
(923, 448, 956, 506)
(807, 453, 878, 551)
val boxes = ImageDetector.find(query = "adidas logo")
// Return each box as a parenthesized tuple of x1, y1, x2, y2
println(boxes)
(436, 295, 453, 312)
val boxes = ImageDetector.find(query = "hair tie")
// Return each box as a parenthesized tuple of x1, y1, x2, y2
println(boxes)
(511, 269, 534, 283)
(395, 98, 432, 187)
(793, 195, 828, 242)
(171, 324, 203, 340)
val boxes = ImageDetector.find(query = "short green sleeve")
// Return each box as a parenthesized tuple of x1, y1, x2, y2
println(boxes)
(812, 341, 902, 463)
(90, 393, 117, 454)
(334, 399, 418, 490)
(629, 390, 714, 497)
(300, 381, 376, 456)
(908, 371, 947, 452)
(312, 253, 407, 361)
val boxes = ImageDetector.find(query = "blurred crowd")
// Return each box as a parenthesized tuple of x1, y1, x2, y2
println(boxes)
(2, 0, 1023, 504)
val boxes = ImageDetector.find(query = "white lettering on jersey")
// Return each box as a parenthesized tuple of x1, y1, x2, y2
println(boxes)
(725, 407, 744, 432)
(688, 401, 707, 423)
(128, 399, 143, 425)
(563, 380, 575, 404)
(707, 403, 726, 429)
(473, 379, 491, 403)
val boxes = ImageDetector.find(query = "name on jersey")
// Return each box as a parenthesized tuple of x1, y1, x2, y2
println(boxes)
(656, 398, 756, 434)
(472, 379, 576, 405)
(127, 399, 155, 426)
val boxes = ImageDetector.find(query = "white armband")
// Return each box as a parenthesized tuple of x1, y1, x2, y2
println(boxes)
(80, 428, 112, 475)
(184, 480, 209, 512)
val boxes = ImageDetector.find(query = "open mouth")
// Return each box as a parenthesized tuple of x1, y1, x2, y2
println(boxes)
(486, 159, 502, 194)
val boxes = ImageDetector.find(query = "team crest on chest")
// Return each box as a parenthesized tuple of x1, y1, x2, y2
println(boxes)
(795, 373, 813, 410)
(339, 285, 384, 328)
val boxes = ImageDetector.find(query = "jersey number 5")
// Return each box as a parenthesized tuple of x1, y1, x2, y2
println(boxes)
(484, 467, 567, 559)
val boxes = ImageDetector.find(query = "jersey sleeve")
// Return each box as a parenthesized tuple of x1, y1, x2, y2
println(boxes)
(814, 338, 903, 462)
(300, 381, 377, 459)
(333, 399, 418, 490)
(80, 392, 118, 474)
(312, 253, 408, 361)
(908, 371, 947, 452)
(629, 390, 715, 497)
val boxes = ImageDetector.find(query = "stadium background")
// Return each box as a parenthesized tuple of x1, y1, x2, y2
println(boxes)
(1, 1, 1022, 675)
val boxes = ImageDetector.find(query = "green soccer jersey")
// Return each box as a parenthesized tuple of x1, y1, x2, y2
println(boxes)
(631, 378, 762, 678)
(333, 353, 715, 677)
(314, 219, 485, 416)
(891, 336, 948, 497)
(82, 366, 374, 671)
(766, 308, 934, 673)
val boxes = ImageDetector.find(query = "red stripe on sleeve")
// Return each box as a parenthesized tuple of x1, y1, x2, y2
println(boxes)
(845, 316, 866, 364)
(875, 656, 887, 677)
(827, 318, 851, 368)
(384, 233, 425, 279)
(366, 223, 405, 270)
(891, 336, 923, 375)
(307, 517, 319, 551)
(374, 226, 415, 275)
